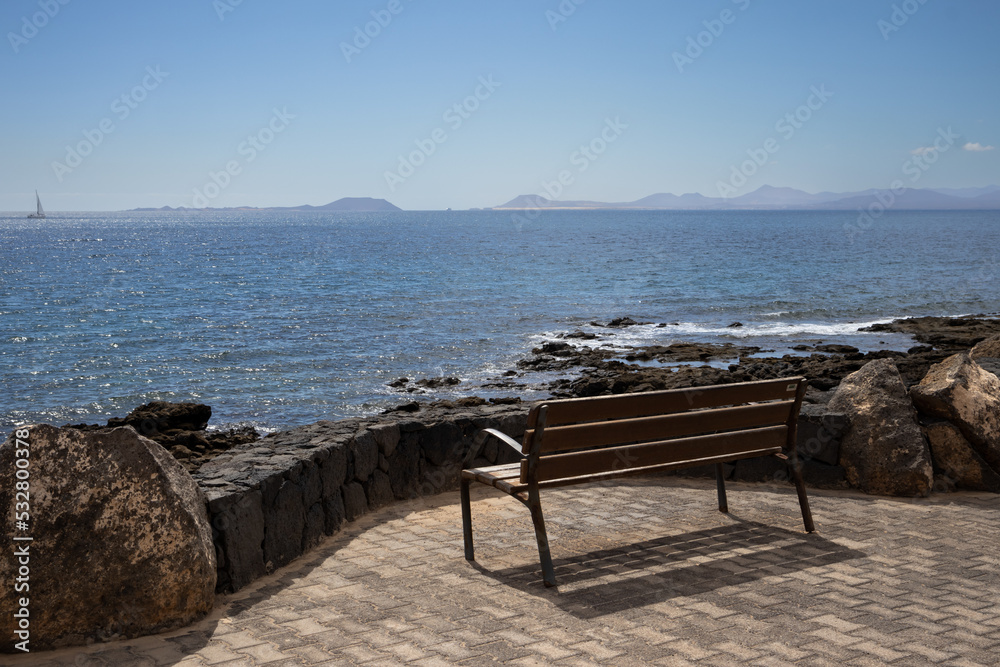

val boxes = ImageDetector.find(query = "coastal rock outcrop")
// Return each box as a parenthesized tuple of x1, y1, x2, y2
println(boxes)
(528, 324, 999, 398)
(971, 333, 1000, 378)
(0, 425, 216, 652)
(387, 376, 463, 392)
(827, 359, 933, 496)
(909, 353, 1000, 473)
(603, 317, 649, 327)
(107, 400, 212, 432)
(971, 333, 1000, 360)
(67, 401, 259, 471)
(861, 316, 1000, 351)
(924, 421, 1000, 492)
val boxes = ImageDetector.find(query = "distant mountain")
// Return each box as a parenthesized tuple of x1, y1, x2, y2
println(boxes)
(811, 188, 993, 210)
(725, 185, 850, 207)
(628, 192, 723, 209)
(131, 197, 401, 212)
(280, 197, 402, 212)
(495, 194, 625, 209)
(970, 189, 1000, 206)
(930, 186, 1000, 199)
(491, 185, 1000, 211)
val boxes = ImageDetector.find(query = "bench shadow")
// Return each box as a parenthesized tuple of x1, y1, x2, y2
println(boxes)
(469, 517, 866, 619)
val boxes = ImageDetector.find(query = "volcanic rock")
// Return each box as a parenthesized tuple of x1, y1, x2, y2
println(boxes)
(107, 401, 212, 435)
(604, 317, 648, 327)
(910, 353, 1000, 473)
(0, 425, 215, 652)
(815, 344, 859, 354)
(924, 421, 1000, 492)
(416, 376, 461, 389)
(971, 333, 1000, 360)
(67, 402, 258, 472)
(827, 359, 933, 496)
(561, 330, 598, 340)
(624, 342, 760, 363)
(532, 341, 575, 356)
(861, 317, 1000, 351)
(971, 334, 1000, 378)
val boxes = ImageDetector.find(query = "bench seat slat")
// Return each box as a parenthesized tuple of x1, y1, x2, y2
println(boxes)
(463, 464, 523, 494)
(462, 463, 520, 477)
(528, 377, 804, 429)
(531, 447, 781, 490)
(527, 400, 795, 453)
(466, 447, 783, 495)
(526, 425, 787, 483)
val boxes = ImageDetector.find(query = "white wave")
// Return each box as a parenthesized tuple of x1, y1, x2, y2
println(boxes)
(530, 317, 908, 353)
(664, 318, 898, 339)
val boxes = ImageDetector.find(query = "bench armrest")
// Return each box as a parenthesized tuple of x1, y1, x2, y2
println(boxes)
(464, 428, 525, 467)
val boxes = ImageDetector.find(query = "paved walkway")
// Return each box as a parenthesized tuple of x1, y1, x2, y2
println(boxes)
(9, 478, 1000, 666)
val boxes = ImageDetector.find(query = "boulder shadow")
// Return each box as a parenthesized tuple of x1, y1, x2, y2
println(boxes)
(469, 517, 866, 619)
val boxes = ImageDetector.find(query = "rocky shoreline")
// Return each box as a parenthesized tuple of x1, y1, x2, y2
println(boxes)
(66, 402, 261, 471)
(504, 315, 1000, 400)
(65, 316, 1000, 473)
(383, 314, 1000, 497)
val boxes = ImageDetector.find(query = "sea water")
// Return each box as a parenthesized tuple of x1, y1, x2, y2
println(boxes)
(2, 209, 997, 432)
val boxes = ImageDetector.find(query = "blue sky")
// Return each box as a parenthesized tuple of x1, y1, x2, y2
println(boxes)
(1, 0, 997, 210)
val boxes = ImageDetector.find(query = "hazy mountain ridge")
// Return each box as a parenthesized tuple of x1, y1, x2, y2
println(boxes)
(131, 197, 402, 212)
(124, 188, 1000, 213)
(493, 185, 1000, 210)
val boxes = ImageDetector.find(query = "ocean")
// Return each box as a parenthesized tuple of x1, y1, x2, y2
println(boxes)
(2, 209, 998, 433)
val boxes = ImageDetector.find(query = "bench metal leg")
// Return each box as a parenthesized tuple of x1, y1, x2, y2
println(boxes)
(715, 463, 729, 513)
(788, 457, 816, 533)
(526, 486, 556, 587)
(460, 477, 475, 560)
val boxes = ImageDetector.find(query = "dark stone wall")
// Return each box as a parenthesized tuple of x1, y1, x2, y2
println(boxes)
(193, 405, 528, 593)
(194, 401, 847, 594)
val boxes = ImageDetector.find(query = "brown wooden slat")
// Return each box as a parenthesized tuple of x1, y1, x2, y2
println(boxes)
(500, 448, 783, 494)
(471, 464, 519, 486)
(493, 478, 522, 495)
(467, 463, 520, 475)
(524, 426, 787, 483)
(531, 400, 795, 453)
(527, 377, 804, 429)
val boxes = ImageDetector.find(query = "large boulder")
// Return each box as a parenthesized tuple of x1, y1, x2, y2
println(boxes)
(971, 334, 1000, 379)
(924, 422, 1000, 492)
(970, 333, 1000, 360)
(107, 401, 212, 435)
(827, 359, 933, 496)
(910, 353, 1000, 473)
(0, 425, 216, 653)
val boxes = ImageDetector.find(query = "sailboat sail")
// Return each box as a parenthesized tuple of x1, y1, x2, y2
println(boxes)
(28, 190, 46, 219)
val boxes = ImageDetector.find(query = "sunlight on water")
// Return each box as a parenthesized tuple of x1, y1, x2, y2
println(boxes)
(1, 209, 997, 431)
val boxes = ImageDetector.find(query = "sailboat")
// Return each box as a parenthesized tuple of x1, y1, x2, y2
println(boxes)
(27, 190, 45, 219)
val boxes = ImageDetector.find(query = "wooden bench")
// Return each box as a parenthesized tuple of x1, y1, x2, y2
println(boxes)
(460, 377, 815, 587)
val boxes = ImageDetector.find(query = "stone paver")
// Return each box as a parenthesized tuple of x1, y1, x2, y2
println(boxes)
(6, 477, 999, 666)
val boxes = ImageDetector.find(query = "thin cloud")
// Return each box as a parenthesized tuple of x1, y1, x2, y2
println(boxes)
(963, 142, 995, 152)
(910, 146, 935, 155)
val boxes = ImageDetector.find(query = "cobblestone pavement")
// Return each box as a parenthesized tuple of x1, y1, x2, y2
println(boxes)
(9, 478, 1000, 666)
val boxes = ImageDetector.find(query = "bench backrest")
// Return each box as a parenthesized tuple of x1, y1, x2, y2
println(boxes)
(520, 377, 807, 484)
